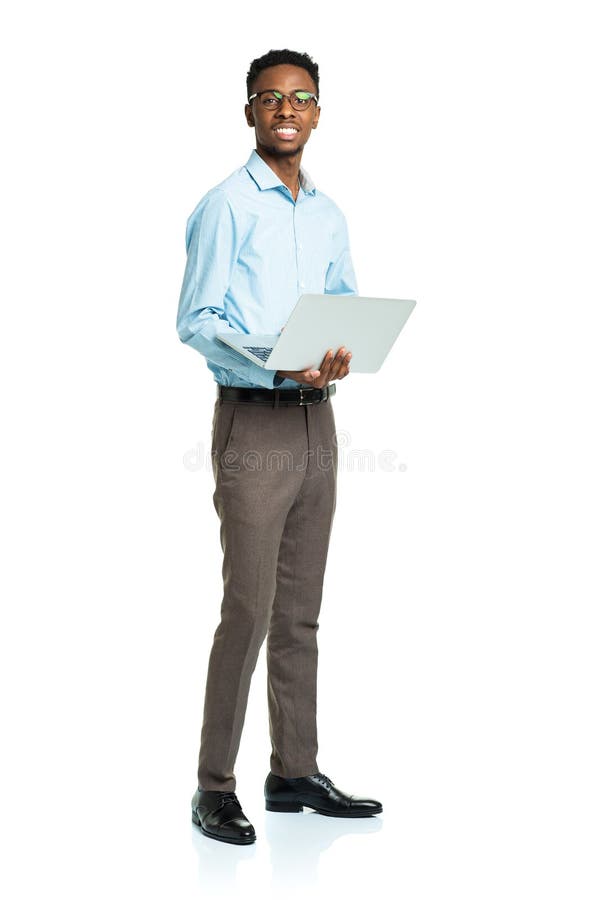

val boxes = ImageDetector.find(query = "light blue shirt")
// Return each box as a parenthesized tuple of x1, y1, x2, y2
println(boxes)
(176, 148, 358, 389)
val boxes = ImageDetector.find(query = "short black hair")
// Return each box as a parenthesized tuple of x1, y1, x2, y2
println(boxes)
(246, 49, 319, 100)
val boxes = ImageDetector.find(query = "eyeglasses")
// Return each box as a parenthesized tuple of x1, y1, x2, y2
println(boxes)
(247, 89, 318, 111)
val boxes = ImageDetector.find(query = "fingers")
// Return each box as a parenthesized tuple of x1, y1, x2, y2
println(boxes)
(290, 347, 352, 387)
(304, 348, 350, 386)
(325, 347, 352, 380)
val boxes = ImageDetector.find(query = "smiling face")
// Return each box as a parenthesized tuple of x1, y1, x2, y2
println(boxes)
(245, 63, 320, 158)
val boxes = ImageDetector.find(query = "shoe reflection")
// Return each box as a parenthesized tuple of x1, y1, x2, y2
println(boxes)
(265, 807, 383, 890)
(191, 801, 383, 894)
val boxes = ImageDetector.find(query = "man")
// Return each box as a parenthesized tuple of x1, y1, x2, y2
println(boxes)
(177, 48, 383, 845)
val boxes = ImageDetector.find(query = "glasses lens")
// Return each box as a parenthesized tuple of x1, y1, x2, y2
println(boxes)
(292, 92, 312, 109)
(260, 91, 281, 108)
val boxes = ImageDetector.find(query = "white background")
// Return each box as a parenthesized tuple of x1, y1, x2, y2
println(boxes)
(1, 1, 588, 897)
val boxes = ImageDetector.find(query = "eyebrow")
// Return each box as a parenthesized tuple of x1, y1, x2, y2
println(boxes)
(255, 88, 314, 93)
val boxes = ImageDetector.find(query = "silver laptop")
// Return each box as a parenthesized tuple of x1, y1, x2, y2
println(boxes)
(216, 293, 416, 374)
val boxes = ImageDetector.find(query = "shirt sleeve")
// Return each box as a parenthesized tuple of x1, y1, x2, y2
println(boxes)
(324, 210, 359, 295)
(176, 188, 284, 390)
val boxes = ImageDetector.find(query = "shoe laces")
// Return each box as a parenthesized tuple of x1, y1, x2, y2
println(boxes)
(217, 791, 241, 808)
(314, 772, 334, 790)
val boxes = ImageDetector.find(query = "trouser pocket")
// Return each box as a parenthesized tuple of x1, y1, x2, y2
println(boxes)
(212, 402, 240, 468)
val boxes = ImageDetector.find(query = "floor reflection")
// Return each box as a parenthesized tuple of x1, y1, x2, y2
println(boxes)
(191, 807, 383, 894)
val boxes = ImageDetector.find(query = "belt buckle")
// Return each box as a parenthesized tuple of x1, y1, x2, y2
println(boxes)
(299, 387, 316, 406)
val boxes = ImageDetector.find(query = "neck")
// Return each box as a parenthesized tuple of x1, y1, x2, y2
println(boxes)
(255, 144, 302, 194)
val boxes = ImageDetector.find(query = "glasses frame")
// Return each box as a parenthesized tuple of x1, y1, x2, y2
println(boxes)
(247, 89, 319, 111)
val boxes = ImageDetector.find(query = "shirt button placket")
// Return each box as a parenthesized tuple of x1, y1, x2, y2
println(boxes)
(293, 203, 303, 293)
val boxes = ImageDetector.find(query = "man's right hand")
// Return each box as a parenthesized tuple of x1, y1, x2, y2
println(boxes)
(277, 346, 352, 388)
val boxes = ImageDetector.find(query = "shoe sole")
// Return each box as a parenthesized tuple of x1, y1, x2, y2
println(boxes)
(192, 811, 256, 844)
(265, 800, 383, 817)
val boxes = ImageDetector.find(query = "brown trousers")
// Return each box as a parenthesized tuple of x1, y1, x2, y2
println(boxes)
(197, 391, 338, 791)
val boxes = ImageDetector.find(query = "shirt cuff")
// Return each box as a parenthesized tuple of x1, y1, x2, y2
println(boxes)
(249, 367, 285, 390)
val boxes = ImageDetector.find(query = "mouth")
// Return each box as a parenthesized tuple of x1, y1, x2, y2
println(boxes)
(273, 127, 299, 141)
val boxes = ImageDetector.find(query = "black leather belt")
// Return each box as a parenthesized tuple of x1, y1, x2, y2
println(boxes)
(218, 383, 336, 407)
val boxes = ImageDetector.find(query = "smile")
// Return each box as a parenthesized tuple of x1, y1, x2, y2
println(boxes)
(273, 127, 299, 139)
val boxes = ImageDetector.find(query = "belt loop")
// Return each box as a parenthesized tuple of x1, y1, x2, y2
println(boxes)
(273, 388, 279, 409)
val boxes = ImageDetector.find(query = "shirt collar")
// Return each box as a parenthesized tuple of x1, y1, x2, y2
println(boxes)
(244, 148, 316, 196)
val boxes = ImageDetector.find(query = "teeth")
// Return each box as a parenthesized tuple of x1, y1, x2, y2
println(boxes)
(275, 128, 297, 133)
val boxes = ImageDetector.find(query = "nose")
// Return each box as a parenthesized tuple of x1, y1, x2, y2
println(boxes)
(275, 102, 295, 117)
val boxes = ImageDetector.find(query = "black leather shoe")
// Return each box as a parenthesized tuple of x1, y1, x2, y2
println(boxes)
(191, 788, 256, 844)
(264, 771, 383, 817)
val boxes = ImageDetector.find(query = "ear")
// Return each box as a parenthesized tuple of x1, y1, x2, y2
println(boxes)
(312, 104, 321, 129)
(244, 103, 254, 127)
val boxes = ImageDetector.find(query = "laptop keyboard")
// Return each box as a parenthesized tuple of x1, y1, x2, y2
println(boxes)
(244, 345, 273, 362)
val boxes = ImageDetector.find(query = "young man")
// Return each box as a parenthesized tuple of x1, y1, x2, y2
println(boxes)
(177, 49, 383, 845)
